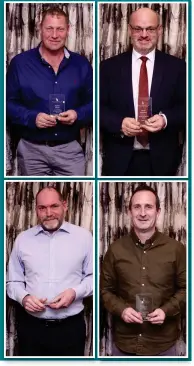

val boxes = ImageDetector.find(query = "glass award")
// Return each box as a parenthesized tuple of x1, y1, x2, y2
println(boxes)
(136, 293, 153, 321)
(49, 94, 65, 116)
(138, 97, 152, 124)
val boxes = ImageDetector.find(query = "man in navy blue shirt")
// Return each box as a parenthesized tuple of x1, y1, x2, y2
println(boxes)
(7, 6, 93, 176)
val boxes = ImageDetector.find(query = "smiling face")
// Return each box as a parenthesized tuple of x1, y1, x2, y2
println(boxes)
(36, 188, 67, 232)
(130, 190, 160, 235)
(40, 14, 69, 53)
(129, 8, 162, 55)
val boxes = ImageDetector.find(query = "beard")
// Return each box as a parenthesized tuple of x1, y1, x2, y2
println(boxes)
(41, 217, 62, 232)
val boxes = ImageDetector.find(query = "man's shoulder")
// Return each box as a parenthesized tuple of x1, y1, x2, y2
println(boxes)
(65, 222, 92, 238)
(156, 49, 186, 66)
(14, 226, 39, 246)
(69, 50, 91, 67)
(109, 234, 132, 252)
(101, 51, 130, 68)
(157, 232, 185, 249)
(11, 48, 37, 64)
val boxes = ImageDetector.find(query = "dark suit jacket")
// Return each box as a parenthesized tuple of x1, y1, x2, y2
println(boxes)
(100, 50, 186, 176)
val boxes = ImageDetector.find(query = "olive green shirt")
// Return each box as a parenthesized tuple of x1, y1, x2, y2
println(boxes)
(101, 231, 186, 356)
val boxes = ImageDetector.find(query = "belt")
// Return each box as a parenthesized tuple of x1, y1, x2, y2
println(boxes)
(27, 311, 84, 327)
(24, 139, 70, 147)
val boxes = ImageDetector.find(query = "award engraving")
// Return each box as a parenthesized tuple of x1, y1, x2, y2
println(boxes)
(136, 293, 153, 321)
(49, 94, 65, 116)
(138, 97, 152, 124)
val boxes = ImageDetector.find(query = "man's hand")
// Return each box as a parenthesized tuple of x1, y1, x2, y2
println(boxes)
(121, 307, 143, 324)
(147, 308, 166, 324)
(48, 289, 76, 309)
(142, 114, 165, 133)
(22, 295, 47, 312)
(121, 117, 143, 137)
(57, 110, 77, 125)
(36, 113, 57, 128)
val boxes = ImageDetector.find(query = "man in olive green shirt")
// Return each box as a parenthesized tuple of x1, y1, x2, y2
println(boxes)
(101, 185, 186, 356)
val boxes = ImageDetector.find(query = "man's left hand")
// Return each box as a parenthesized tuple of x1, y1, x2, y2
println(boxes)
(142, 114, 165, 133)
(48, 288, 76, 309)
(147, 308, 166, 324)
(57, 110, 77, 125)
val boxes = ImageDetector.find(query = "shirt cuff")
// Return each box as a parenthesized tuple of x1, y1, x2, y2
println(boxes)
(16, 289, 30, 306)
(159, 112, 167, 129)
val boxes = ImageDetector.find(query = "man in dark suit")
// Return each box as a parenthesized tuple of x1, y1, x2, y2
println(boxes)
(100, 7, 186, 176)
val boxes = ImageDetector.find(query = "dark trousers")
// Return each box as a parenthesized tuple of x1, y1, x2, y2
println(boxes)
(126, 150, 154, 176)
(16, 309, 86, 356)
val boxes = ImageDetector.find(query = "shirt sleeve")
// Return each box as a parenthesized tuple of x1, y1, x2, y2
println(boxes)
(6, 57, 39, 129)
(6, 236, 29, 306)
(160, 242, 186, 317)
(74, 59, 93, 128)
(100, 246, 129, 317)
(73, 231, 93, 300)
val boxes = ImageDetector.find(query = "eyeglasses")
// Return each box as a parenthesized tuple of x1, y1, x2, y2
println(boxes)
(130, 25, 159, 34)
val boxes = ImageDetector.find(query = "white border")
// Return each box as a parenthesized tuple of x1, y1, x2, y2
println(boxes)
(4, 1, 95, 179)
(4, 179, 95, 359)
(97, 180, 189, 359)
(97, 2, 188, 179)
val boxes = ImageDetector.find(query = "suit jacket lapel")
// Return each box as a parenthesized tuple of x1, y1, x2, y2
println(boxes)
(150, 50, 164, 104)
(121, 51, 135, 116)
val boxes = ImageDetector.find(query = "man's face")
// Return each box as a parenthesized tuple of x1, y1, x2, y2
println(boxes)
(36, 189, 67, 232)
(40, 14, 69, 52)
(129, 9, 162, 55)
(130, 190, 160, 233)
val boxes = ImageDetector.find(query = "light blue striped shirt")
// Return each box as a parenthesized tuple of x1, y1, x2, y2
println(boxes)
(7, 221, 93, 319)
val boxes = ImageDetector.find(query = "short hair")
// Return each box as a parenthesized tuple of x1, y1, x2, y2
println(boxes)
(129, 184, 160, 211)
(41, 6, 69, 26)
(36, 186, 63, 205)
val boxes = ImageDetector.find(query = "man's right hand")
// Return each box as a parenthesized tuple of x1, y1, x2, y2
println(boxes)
(35, 113, 57, 128)
(121, 118, 142, 137)
(121, 307, 143, 324)
(22, 295, 47, 312)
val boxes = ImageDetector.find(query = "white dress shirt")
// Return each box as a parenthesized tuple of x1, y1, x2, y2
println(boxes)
(132, 48, 155, 150)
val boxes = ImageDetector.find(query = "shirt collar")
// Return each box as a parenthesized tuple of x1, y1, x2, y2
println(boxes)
(132, 48, 156, 63)
(34, 221, 70, 236)
(130, 228, 159, 247)
(37, 43, 70, 60)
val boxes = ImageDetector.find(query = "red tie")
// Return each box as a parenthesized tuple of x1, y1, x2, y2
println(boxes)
(137, 56, 149, 147)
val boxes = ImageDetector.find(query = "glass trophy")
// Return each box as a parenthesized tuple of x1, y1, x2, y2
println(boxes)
(49, 94, 65, 116)
(136, 293, 153, 321)
(138, 97, 152, 124)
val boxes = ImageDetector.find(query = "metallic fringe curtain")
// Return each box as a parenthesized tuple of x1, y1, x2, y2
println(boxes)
(6, 3, 93, 176)
(6, 181, 93, 356)
(99, 182, 187, 356)
(99, 3, 187, 175)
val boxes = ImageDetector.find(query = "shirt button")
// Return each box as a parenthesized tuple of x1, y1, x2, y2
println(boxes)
(142, 267, 145, 270)
(142, 284, 144, 286)
(55, 133, 58, 136)
(136, 243, 138, 246)
(139, 334, 142, 337)
(48, 65, 51, 68)
(144, 251, 146, 254)
(55, 81, 58, 84)
(152, 243, 154, 246)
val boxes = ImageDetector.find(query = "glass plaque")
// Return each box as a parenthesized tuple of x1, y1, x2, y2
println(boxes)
(138, 97, 152, 124)
(49, 94, 65, 116)
(136, 293, 153, 321)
